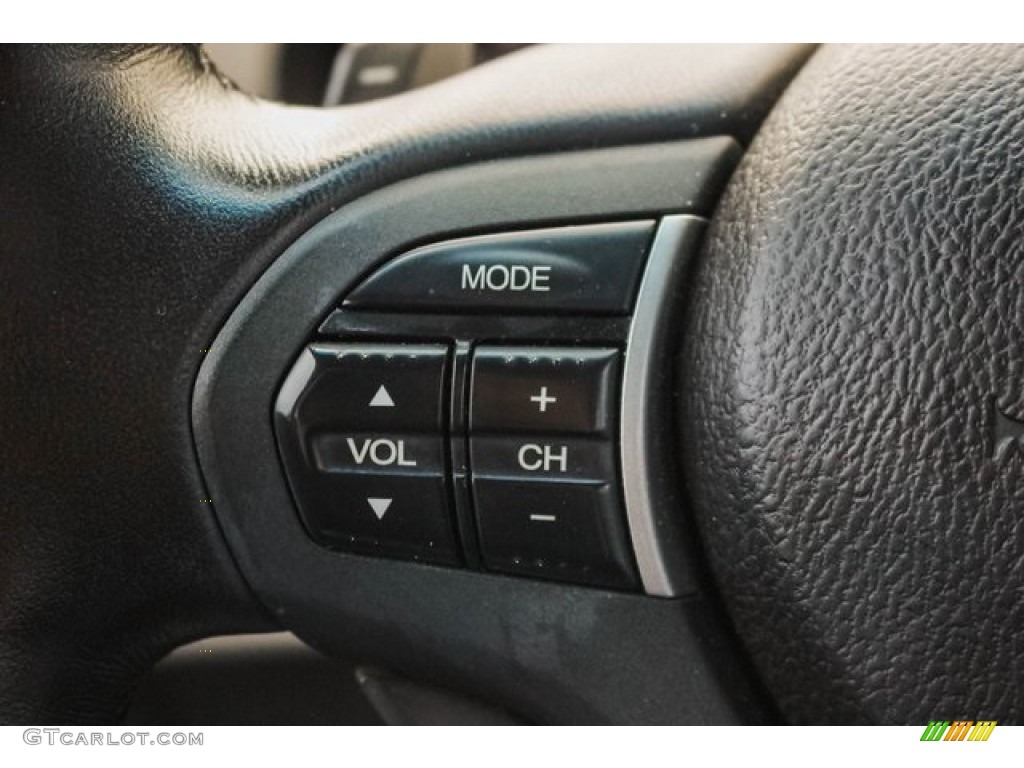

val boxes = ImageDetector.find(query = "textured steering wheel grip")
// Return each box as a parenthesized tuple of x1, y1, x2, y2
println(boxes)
(683, 44, 1024, 724)
(0, 43, 812, 723)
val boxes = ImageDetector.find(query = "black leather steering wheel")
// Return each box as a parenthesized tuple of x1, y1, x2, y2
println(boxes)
(2, 43, 1021, 725)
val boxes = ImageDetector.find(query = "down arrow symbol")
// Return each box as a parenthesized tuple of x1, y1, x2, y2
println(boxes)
(367, 497, 393, 519)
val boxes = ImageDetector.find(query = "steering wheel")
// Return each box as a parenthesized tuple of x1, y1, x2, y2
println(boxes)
(2, 43, 1021, 725)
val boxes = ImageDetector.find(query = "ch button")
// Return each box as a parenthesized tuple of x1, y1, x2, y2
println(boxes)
(468, 346, 635, 588)
(470, 347, 620, 435)
(470, 436, 615, 482)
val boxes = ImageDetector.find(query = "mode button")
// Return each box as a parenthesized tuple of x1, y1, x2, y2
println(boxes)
(344, 221, 654, 315)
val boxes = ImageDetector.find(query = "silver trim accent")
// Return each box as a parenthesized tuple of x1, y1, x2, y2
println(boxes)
(621, 215, 705, 597)
(323, 43, 366, 106)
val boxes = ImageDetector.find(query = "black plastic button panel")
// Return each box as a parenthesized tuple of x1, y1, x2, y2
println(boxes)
(469, 346, 634, 588)
(275, 222, 653, 590)
(274, 344, 457, 564)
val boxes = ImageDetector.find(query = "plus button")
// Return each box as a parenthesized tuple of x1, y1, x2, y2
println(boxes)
(530, 386, 557, 413)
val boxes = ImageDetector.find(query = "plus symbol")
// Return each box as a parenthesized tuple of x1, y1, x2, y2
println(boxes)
(530, 386, 557, 413)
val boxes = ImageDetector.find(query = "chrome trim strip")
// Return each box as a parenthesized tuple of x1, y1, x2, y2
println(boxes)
(621, 215, 705, 597)
(323, 43, 366, 106)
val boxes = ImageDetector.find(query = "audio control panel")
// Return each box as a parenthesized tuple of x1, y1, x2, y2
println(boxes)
(273, 217, 703, 593)
(276, 340, 634, 588)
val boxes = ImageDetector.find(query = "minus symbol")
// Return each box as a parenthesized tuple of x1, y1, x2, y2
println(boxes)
(530, 514, 557, 522)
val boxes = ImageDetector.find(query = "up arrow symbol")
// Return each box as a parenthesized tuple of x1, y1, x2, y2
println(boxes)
(367, 498, 393, 519)
(369, 385, 395, 408)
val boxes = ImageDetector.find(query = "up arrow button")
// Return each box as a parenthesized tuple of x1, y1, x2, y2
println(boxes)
(369, 385, 395, 408)
(280, 343, 447, 433)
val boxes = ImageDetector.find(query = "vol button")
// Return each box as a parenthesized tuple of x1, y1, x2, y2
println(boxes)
(290, 343, 448, 432)
(366, 497, 393, 519)
(346, 437, 418, 468)
(297, 473, 457, 565)
(312, 433, 444, 476)
(368, 385, 395, 408)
